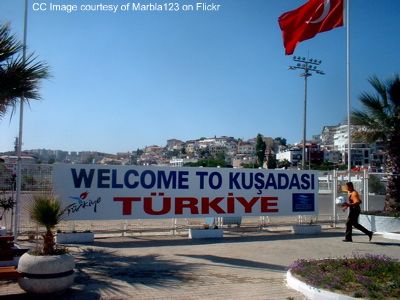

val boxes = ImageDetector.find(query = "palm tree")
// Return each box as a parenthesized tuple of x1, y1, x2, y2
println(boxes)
(351, 75, 400, 212)
(256, 134, 266, 167)
(0, 23, 49, 118)
(30, 195, 64, 255)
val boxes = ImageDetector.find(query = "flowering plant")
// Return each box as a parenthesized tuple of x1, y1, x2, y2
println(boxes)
(290, 254, 400, 299)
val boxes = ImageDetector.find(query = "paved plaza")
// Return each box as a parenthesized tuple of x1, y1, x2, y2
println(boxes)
(1, 226, 400, 299)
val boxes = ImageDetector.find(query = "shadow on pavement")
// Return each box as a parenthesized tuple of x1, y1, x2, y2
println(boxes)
(176, 254, 287, 272)
(0, 290, 100, 300)
(73, 247, 197, 288)
(89, 230, 345, 249)
(371, 241, 400, 247)
(0, 248, 198, 300)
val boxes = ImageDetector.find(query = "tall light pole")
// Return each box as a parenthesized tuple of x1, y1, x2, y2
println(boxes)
(14, 0, 28, 240)
(289, 56, 324, 170)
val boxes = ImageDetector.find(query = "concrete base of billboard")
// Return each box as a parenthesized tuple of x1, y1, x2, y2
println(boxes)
(292, 224, 321, 235)
(189, 228, 223, 239)
(56, 232, 94, 244)
(0, 226, 7, 236)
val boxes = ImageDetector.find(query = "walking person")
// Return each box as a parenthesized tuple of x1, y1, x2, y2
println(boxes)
(342, 182, 373, 242)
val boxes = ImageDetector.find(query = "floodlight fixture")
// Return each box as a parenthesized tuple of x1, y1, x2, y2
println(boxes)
(288, 55, 325, 170)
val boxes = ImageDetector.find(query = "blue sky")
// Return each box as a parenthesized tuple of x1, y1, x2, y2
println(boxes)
(0, 0, 399, 153)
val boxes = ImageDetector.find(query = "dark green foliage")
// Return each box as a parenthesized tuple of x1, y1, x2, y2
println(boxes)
(267, 152, 277, 169)
(30, 195, 63, 231)
(29, 195, 64, 255)
(0, 23, 50, 118)
(255, 134, 266, 167)
(369, 175, 386, 195)
(0, 191, 14, 220)
(351, 75, 400, 211)
(274, 137, 287, 146)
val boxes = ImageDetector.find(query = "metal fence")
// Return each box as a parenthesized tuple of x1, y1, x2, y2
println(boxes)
(0, 163, 388, 237)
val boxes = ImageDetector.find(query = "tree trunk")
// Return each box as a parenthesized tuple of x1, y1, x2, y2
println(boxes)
(42, 229, 55, 255)
(384, 137, 400, 212)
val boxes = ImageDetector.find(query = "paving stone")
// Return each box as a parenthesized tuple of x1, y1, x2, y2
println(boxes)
(1, 229, 399, 299)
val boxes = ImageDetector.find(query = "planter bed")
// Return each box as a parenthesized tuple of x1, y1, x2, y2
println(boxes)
(359, 214, 400, 233)
(189, 228, 223, 239)
(18, 253, 75, 294)
(56, 232, 94, 244)
(0, 227, 7, 236)
(292, 224, 322, 235)
(287, 270, 355, 300)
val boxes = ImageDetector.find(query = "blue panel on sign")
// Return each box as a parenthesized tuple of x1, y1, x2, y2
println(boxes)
(292, 193, 315, 212)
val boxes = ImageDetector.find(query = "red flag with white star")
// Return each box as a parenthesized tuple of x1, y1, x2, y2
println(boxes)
(278, 0, 344, 55)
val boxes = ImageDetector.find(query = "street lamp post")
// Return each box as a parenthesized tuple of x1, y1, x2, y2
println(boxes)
(289, 56, 324, 170)
(14, 0, 29, 240)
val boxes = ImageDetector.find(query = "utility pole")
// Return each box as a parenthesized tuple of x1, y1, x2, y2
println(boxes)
(289, 56, 324, 170)
(14, 0, 28, 240)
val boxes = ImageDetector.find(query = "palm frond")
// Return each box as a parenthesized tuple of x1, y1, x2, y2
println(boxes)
(356, 75, 400, 211)
(387, 74, 400, 110)
(0, 23, 22, 63)
(358, 93, 388, 118)
(368, 75, 388, 106)
(351, 111, 387, 143)
(0, 53, 50, 115)
(0, 22, 50, 118)
(30, 195, 64, 232)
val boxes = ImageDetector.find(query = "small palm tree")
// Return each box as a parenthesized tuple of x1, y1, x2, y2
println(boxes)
(29, 195, 64, 255)
(351, 74, 400, 212)
(0, 23, 49, 118)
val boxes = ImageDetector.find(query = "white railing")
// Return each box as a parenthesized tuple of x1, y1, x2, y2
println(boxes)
(0, 163, 390, 235)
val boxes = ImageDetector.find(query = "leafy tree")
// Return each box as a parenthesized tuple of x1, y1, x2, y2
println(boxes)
(255, 134, 266, 167)
(165, 149, 180, 159)
(214, 152, 226, 162)
(369, 175, 385, 195)
(241, 163, 260, 169)
(183, 152, 227, 167)
(199, 148, 210, 158)
(0, 23, 50, 118)
(277, 159, 291, 169)
(136, 148, 144, 156)
(351, 75, 400, 212)
(267, 153, 277, 169)
(184, 157, 228, 168)
(274, 137, 287, 146)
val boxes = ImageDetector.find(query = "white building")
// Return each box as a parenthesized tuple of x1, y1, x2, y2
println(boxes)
(333, 124, 371, 166)
(169, 157, 198, 167)
(169, 158, 184, 167)
(323, 150, 342, 164)
(276, 147, 302, 165)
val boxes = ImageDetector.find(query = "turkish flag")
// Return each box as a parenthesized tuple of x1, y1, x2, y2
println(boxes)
(278, 0, 344, 55)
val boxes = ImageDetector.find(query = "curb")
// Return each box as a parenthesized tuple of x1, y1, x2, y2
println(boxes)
(382, 232, 400, 240)
(286, 270, 356, 300)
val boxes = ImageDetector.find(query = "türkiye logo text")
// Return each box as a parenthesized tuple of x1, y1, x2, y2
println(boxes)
(66, 191, 101, 216)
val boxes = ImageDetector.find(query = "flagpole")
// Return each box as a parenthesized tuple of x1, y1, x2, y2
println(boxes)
(14, 0, 28, 241)
(346, 0, 351, 177)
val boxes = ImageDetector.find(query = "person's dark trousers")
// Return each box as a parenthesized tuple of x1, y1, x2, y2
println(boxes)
(345, 206, 372, 241)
